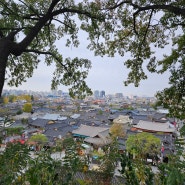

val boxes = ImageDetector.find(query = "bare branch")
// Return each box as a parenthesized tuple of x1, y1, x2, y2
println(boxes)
(52, 18, 64, 25)
(47, 0, 60, 14)
(51, 8, 104, 21)
(22, 14, 40, 21)
(0, 27, 31, 31)
(52, 18, 75, 32)
(101, 1, 132, 10)
(172, 23, 185, 27)
(142, 9, 154, 44)
(133, 4, 185, 18)
(24, 49, 53, 55)
(7, 29, 22, 41)
(133, 11, 139, 35)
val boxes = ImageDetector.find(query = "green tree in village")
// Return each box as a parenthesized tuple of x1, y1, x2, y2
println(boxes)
(110, 123, 126, 138)
(5, 127, 24, 136)
(29, 133, 48, 145)
(8, 95, 17, 103)
(16, 109, 23, 115)
(120, 132, 161, 185)
(22, 103, 32, 112)
(62, 137, 88, 184)
(0, 143, 64, 185)
(3, 96, 9, 104)
(99, 138, 120, 185)
(25, 151, 63, 185)
(17, 94, 32, 103)
(0, 0, 184, 110)
(2, 94, 32, 104)
(0, 143, 31, 185)
(156, 126, 185, 185)
(120, 152, 154, 185)
(126, 132, 161, 160)
(21, 118, 28, 124)
(123, 131, 184, 185)
(28, 133, 48, 152)
(31, 95, 34, 101)
(0, 107, 9, 117)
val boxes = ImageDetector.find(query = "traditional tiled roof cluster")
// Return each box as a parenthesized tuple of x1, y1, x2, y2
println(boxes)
(72, 124, 109, 138)
(133, 120, 176, 133)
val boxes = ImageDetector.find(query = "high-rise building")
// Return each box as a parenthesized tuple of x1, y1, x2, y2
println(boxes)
(94, 90, 99, 98)
(115, 93, 123, 98)
(100, 90, 105, 98)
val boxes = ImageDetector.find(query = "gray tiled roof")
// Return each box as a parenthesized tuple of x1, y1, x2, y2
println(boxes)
(70, 114, 81, 119)
(133, 120, 176, 133)
(84, 137, 111, 146)
(41, 113, 60, 120)
(29, 118, 48, 128)
(72, 124, 109, 137)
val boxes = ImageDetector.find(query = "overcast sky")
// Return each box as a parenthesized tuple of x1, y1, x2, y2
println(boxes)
(4, 29, 171, 97)
(4, 44, 170, 97)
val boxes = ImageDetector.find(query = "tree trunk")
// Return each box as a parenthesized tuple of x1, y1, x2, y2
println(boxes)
(0, 38, 10, 97)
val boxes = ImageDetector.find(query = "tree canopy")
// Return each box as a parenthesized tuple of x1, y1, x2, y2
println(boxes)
(0, 0, 184, 117)
(126, 132, 161, 158)
(22, 102, 32, 112)
(110, 122, 126, 138)
(29, 133, 48, 144)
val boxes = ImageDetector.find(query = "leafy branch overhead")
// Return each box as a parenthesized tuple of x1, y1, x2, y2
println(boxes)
(0, 0, 184, 115)
(0, 0, 104, 98)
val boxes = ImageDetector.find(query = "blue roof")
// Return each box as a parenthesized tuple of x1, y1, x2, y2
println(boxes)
(72, 133, 88, 138)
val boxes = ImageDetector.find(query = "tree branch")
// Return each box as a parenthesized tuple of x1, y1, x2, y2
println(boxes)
(133, 4, 185, 18)
(131, 3, 185, 35)
(7, 29, 22, 41)
(24, 49, 69, 71)
(133, 11, 139, 35)
(172, 23, 185, 27)
(47, 0, 60, 14)
(0, 27, 31, 31)
(52, 18, 75, 31)
(142, 9, 154, 44)
(24, 49, 54, 55)
(53, 14, 74, 30)
(100, 1, 132, 10)
(22, 14, 40, 21)
(51, 8, 104, 21)
(18, 4, 104, 55)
